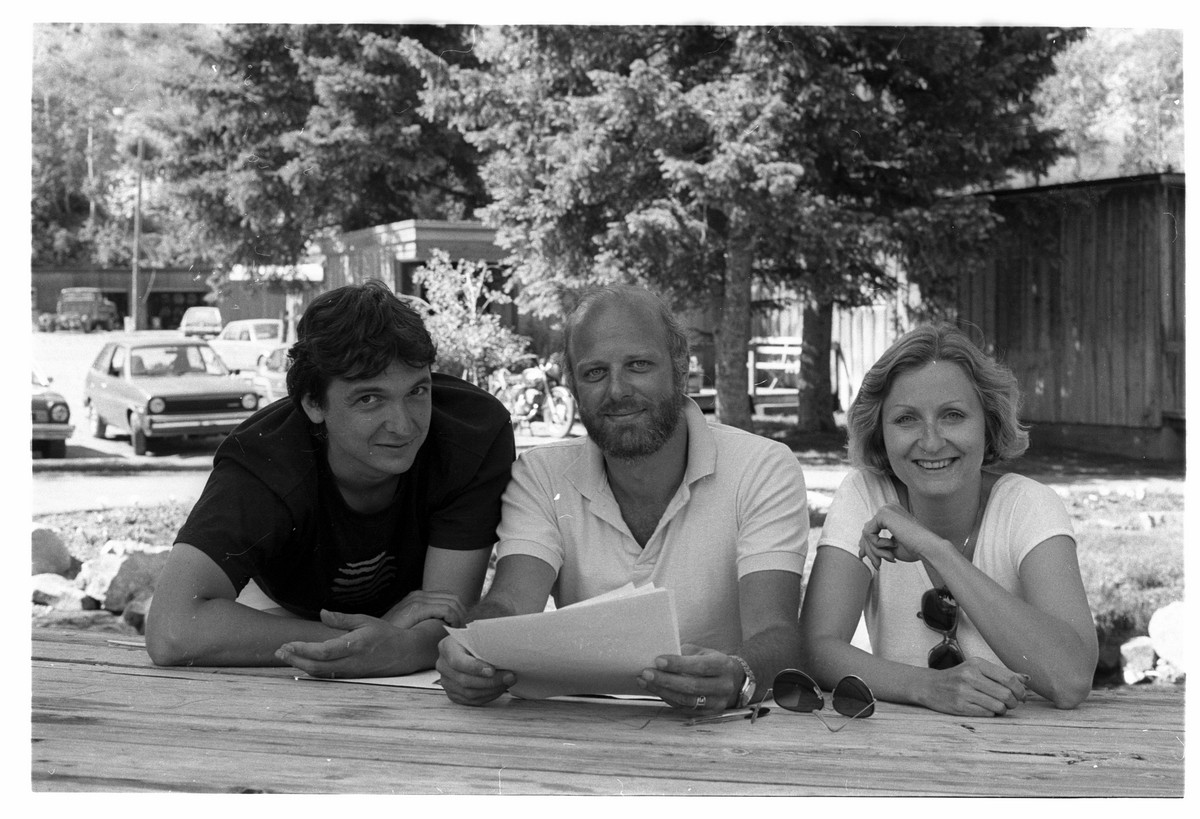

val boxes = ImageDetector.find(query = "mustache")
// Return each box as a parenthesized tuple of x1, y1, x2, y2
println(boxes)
(597, 398, 646, 414)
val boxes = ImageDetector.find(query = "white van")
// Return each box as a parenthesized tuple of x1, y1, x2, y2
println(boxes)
(208, 319, 286, 372)
(180, 306, 223, 338)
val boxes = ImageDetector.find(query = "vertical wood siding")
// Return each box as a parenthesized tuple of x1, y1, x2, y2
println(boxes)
(959, 175, 1184, 430)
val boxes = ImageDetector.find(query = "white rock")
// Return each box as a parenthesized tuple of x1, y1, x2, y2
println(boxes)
(1149, 601, 1186, 671)
(1120, 635, 1157, 684)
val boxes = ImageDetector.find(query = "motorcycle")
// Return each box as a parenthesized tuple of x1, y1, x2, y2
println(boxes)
(489, 355, 577, 438)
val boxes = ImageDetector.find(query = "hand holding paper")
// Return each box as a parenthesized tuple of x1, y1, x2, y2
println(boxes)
(444, 584, 682, 699)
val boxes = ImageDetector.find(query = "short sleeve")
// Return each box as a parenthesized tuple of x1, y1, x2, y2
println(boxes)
(494, 452, 566, 572)
(174, 461, 296, 593)
(817, 470, 893, 576)
(734, 442, 810, 577)
(426, 420, 516, 551)
(991, 475, 1076, 569)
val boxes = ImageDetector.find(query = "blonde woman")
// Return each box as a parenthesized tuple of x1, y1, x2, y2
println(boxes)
(799, 324, 1097, 716)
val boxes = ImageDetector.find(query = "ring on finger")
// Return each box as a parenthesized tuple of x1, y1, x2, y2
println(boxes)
(694, 695, 706, 710)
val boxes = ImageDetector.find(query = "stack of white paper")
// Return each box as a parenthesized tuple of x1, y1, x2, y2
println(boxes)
(445, 584, 682, 699)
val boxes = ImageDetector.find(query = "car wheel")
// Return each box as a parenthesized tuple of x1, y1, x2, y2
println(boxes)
(44, 440, 66, 459)
(88, 404, 107, 439)
(130, 413, 148, 456)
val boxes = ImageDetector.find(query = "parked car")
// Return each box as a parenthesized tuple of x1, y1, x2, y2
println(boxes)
(251, 343, 292, 405)
(32, 370, 74, 458)
(207, 318, 286, 372)
(83, 337, 259, 455)
(180, 305, 223, 338)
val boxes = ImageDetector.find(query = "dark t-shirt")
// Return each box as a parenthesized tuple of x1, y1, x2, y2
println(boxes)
(175, 372, 515, 619)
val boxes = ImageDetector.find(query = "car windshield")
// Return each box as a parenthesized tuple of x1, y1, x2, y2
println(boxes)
(32, 371, 50, 387)
(266, 348, 290, 371)
(129, 345, 230, 377)
(256, 322, 282, 340)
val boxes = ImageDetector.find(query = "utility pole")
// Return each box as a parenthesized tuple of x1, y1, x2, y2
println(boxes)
(131, 135, 143, 331)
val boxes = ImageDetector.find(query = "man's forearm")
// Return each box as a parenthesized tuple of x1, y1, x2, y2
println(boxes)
(464, 596, 520, 624)
(146, 597, 344, 667)
(734, 623, 803, 704)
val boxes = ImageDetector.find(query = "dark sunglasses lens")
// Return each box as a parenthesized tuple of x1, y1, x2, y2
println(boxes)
(921, 590, 958, 632)
(773, 670, 823, 712)
(928, 642, 965, 670)
(832, 676, 875, 718)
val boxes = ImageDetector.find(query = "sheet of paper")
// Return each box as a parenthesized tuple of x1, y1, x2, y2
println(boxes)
(445, 584, 681, 700)
(304, 669, 443, 690)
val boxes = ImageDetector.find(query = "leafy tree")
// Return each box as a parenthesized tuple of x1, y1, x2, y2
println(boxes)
(407, 25, 1078, 430)
(31, 23, 215, 267)
(160, 24, 488, 270)
(1032, 28, 1183, 182)
(412, 250, 530, 385)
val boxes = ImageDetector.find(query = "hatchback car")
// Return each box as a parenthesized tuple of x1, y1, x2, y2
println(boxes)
(207, 318, 285, 372)
(32, 370, 74, 458)
(84, 337, 259, 455)
(180, 305, 223, 338)
(250, 343, 292, 405)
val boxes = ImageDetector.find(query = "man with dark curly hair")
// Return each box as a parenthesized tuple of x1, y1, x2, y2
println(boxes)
(147, 280, 515, 678)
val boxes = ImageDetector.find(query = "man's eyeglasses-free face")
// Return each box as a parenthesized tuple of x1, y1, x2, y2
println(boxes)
(768, 669, 876, 732)
(919, 587, 966, 670)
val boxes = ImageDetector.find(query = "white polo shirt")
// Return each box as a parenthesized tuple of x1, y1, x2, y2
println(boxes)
(495, 400, 809, 653)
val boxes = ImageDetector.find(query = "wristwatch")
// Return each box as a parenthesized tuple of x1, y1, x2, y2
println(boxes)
(729, 654, 756, 708)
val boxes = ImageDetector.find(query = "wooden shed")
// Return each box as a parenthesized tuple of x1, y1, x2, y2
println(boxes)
(958, 173, 1185, 461)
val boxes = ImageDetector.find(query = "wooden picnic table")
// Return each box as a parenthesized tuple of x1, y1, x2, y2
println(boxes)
(32, 628, 1184, 796)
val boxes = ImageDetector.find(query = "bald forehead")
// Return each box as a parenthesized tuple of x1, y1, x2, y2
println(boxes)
(576, 288, 661, 326)
(571, 291, 669, 350)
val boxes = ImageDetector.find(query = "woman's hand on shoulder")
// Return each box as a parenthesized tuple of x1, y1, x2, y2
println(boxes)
(859, 503, 948, 569)
(918, 657, 1031, 717)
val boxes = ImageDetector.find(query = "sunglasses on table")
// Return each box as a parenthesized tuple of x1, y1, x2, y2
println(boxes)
(918, 587, 966, 670)
(766, 669, 876, 732)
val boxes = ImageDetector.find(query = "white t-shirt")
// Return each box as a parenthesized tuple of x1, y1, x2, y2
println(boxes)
(496, 401, 809, 653)
(818, 470, 1075, 669)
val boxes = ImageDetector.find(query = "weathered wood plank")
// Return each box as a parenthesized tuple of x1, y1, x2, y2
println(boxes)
(32, 630, 1184, 796)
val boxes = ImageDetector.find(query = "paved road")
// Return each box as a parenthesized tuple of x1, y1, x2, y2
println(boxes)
(32, 470, 213, 515)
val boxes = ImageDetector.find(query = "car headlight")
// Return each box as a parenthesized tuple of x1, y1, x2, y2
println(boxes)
(148, 397, 167, 414)
(50, 403, 70, 423)
(241, 393, 258, 410)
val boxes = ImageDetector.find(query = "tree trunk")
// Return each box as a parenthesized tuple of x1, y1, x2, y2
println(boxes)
(714, 236, 753, 430)
(795, 295, 839, 433)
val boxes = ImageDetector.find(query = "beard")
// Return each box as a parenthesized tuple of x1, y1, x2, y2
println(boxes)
(580, 388, 685, 461)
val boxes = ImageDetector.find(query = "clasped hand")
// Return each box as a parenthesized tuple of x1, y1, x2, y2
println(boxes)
(924, 657, 1032, 717)
(860, 503, 951, 570)
(276, 589, 466, 678)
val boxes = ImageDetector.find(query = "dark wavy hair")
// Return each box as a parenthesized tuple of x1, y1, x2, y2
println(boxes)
(846, 322, 1029, 472)
(560, 284, 690, 394)
(286, 279, 437, 411)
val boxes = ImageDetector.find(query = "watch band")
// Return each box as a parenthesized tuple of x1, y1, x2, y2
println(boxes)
(729, 654, 756, 708)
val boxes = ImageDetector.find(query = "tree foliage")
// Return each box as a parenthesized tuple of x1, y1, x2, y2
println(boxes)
(412, 250, 530, 385)
(160, 24, 488, 268)
(31, 23, 216, 267)
(407, 25, 1080, 430)
(1032, 28, 1183, 182)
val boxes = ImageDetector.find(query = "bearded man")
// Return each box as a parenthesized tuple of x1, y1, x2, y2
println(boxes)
(436, 284, 810, 716)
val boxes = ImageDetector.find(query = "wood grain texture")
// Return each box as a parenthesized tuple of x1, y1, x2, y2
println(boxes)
(31, 629, 1184, 796)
